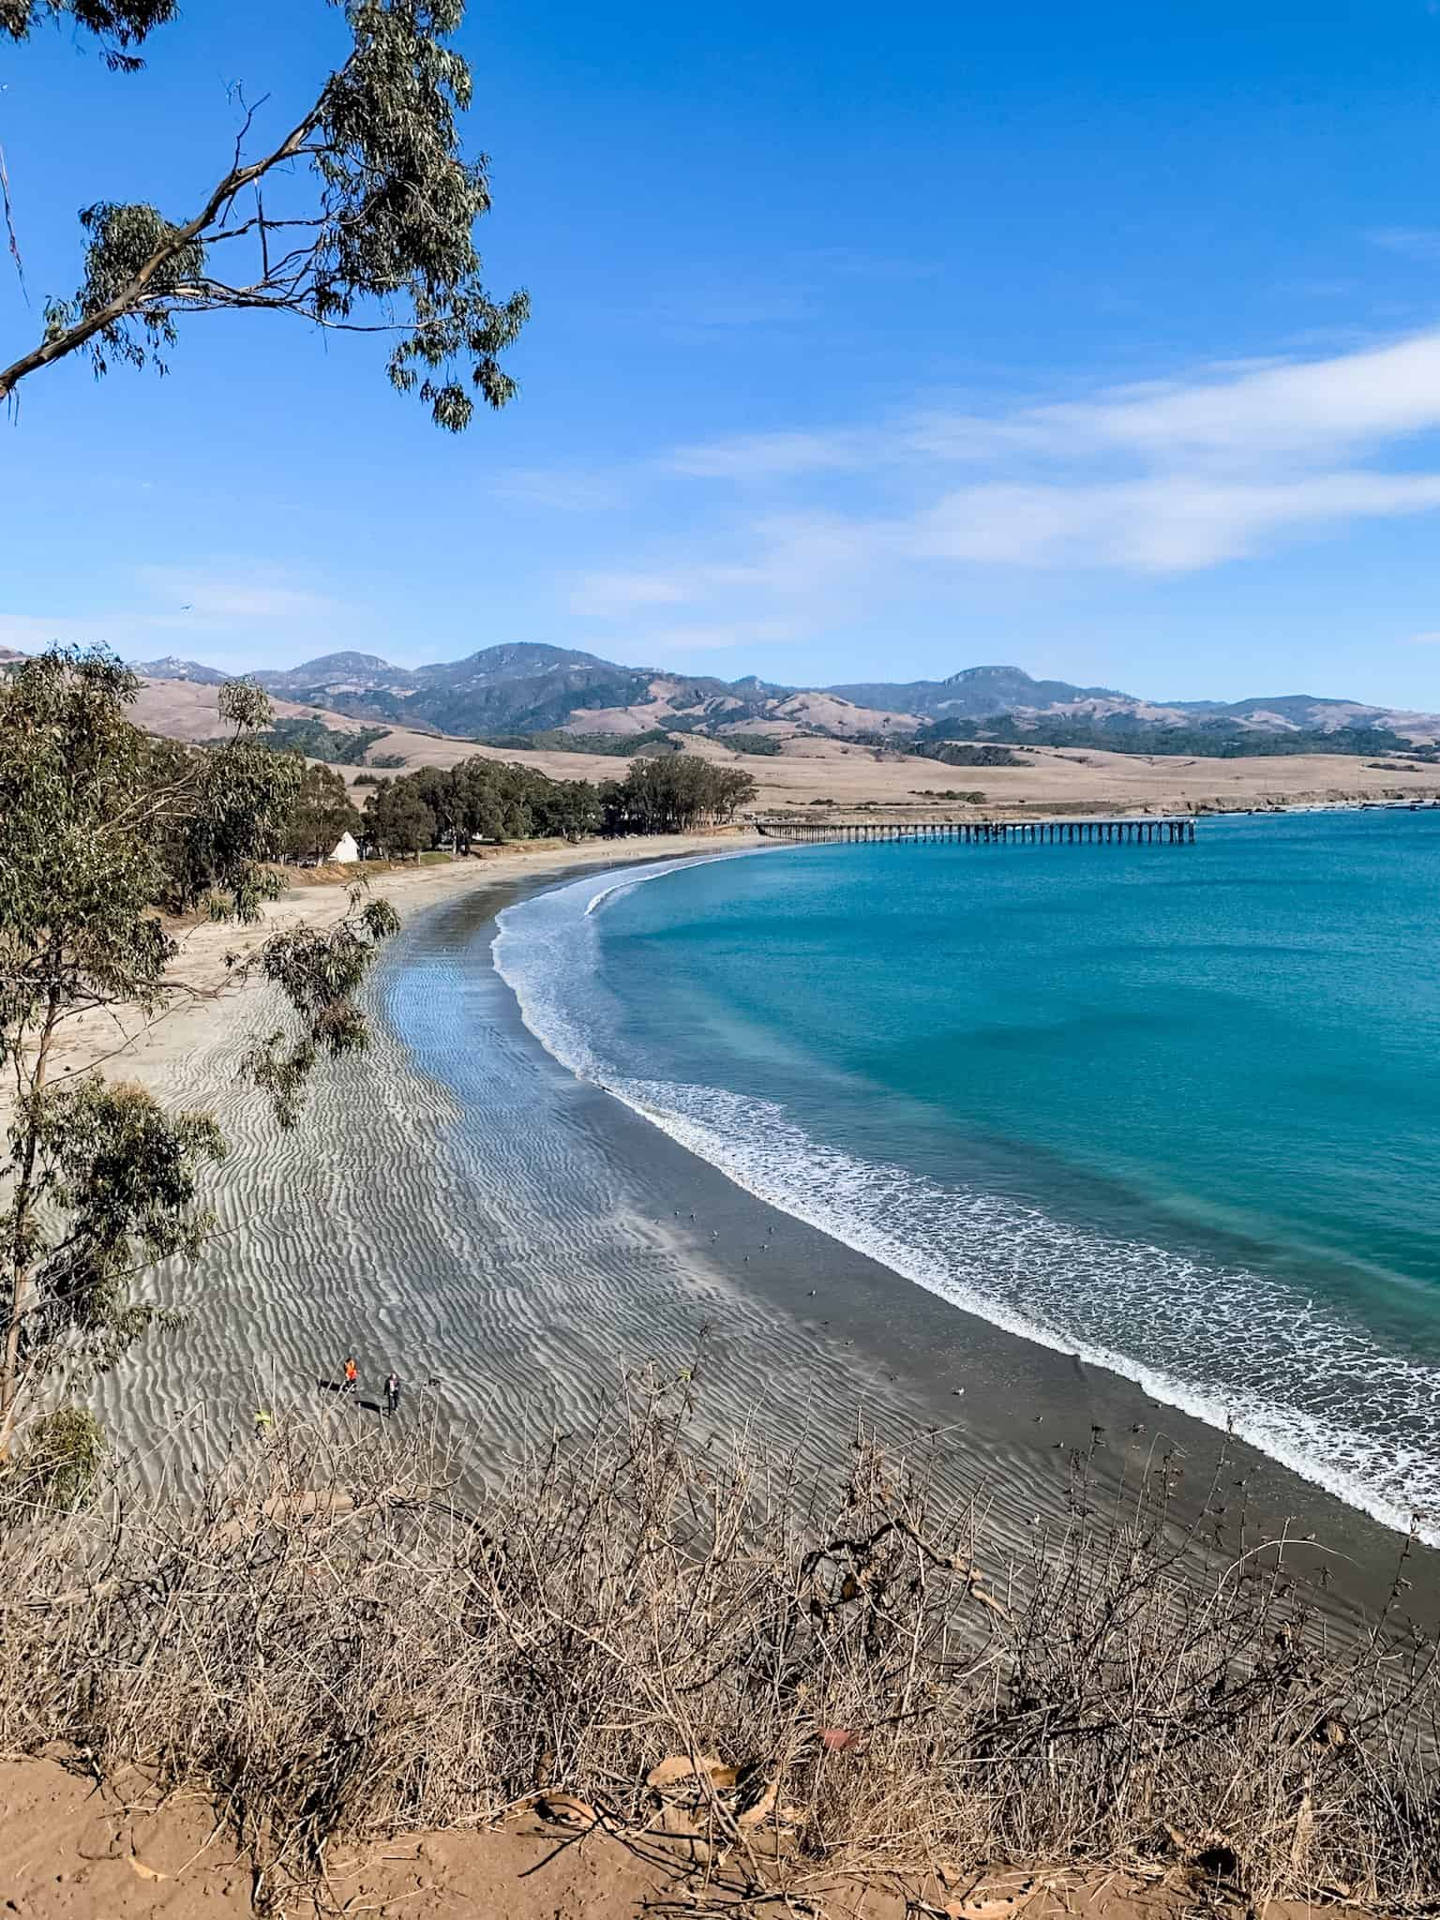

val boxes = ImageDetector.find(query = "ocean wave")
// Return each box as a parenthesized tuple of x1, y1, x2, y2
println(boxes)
(493, 861, 1440, 1546)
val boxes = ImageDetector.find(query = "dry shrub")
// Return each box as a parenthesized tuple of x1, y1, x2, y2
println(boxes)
(0, 1374, 1436, 1909)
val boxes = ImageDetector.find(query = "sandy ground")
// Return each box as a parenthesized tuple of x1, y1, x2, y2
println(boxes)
(7, 830, 1430, 1914)
(40, 830, 760, 1096)
(128, 678, 1440, 816)
(0, 1753, 1338, 1920)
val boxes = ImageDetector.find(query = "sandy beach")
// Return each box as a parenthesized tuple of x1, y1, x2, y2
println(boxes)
(57, 827, 1436, 1636)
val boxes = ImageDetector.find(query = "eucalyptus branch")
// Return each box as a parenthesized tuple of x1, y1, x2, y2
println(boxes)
(0, 0, 528, 429)
(0, 109, 319, 403)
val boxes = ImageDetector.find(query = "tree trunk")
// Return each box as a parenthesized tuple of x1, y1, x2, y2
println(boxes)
(0, 991, 59, 1456)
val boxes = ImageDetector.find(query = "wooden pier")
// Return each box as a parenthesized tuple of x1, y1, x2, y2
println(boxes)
(754, 817, 1197, 845)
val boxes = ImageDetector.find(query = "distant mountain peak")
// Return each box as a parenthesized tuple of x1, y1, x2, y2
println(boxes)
(417, 642, 617, 684)
(129, 656, 232, 685)
(122, 643, 1440, 751)
(291, 651, 393, 675)
(942, 663, 1021, 683)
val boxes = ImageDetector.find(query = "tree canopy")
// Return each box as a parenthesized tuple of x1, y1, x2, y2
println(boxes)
(359, 751, 757, 855)
(0, 1, 527, 427)
(282, 762, 362, 862)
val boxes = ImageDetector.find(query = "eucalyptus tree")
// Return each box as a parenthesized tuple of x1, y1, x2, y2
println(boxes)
(362, 777, 436, 858)
(0, 1, 527, 429)
(0, 647, 398, 1455)
(282, 762, 361, 863)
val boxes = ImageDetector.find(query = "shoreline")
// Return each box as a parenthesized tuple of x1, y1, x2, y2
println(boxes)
(39, 828, 766, 1093)
(82, 829, 1440, 1634)
(480, 856, 1440, 1624)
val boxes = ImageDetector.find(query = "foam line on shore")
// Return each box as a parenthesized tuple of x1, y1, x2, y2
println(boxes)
(493, 860, 1440, 1547)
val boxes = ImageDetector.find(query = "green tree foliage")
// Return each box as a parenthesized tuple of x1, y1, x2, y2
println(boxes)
(282, 763, 362, 863)
(363, 779, 437, 859)
(0, 2, 176, 72)
(599, 757, 758, 834)
(906, 715, 1439, 761)
(360, 750, 756, 853)
(244, 892, 401, 1128)
(258, 715, 393, 765)
(716, 732, 782, 757)
(0, 1, 527, 426)
(478, 728, 694, 758)
(364, 756, 605, 851)
(0, 647, 397, 1450)
(4, 1405, 104, 1512)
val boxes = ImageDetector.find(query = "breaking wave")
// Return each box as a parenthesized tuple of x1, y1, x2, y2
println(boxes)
(493, 858, 1440, 1545)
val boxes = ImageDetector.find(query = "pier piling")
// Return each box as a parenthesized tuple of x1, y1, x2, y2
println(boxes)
(753, 816, 1198, 847)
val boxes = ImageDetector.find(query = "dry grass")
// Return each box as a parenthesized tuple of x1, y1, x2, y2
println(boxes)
(1, 1374, 1437, 1913)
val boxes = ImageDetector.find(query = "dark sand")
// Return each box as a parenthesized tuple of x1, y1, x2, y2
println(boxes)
(100, 852, 1440, 1631)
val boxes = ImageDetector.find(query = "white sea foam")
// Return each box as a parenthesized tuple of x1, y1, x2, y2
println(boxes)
(493, 860, 1440, 1546)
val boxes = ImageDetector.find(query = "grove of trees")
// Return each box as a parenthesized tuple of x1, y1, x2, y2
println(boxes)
(359, 753, 758, 857)
(281, 763, 362, 864)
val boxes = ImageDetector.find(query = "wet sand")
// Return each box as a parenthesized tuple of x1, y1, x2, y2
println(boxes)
(97, 849, 1440, 1632)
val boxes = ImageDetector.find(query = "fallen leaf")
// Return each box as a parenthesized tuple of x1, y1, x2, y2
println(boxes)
(646, 1753, 737, 1791)
(535, 1793, 596, 1829)
(128, 1856, 169, 1882)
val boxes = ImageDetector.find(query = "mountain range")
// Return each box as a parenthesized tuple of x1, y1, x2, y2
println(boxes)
(121, 645, 1440, 746)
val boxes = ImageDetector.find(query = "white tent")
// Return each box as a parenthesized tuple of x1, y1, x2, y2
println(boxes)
(328, 830, 361, 864)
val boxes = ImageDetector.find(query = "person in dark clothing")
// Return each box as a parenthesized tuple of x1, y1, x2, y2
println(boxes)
(384, 1371, 401, 1417)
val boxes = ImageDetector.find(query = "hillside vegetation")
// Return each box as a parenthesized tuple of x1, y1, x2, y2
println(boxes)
(129, 646, 1440, 752)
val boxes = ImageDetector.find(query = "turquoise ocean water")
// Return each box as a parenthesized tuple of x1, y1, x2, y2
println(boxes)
(493, 812, 1440, 1541)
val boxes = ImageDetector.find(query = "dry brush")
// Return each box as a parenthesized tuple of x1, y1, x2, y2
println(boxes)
(0, 1377, 1437, 1911)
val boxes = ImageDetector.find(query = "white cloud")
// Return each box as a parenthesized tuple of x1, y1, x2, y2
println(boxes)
(565, 326, 1440, 660)
(914, 471, 1440, 573)
(568, 571, 689, 618)
(642, 618, 800, 651)
(680, 327, 1440, 482)
(490, 467, 622, 511)
(1, 564, 348, 665)
(669, 430, 869, 480)
(1023, 332, 1440, 466)
(133, 566, 340, 624)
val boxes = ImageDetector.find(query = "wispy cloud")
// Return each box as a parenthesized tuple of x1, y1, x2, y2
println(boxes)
(640, 618, 801, 652)
(489, 466, 623, 512)
(678, 329, 1440, 479)
(568, 571, 690, 618)
(669, 429, 870, 479)
(565, 326, 1440, 657)
(0, 563, 348, 665)
(133, 566, 340, 625)
(1370, 228, 1440, 263)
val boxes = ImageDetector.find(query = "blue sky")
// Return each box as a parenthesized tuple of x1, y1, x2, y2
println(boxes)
(5, 0, 1440, 702)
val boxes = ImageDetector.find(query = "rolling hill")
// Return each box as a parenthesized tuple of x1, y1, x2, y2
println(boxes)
(12, 642, 1438, 747)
